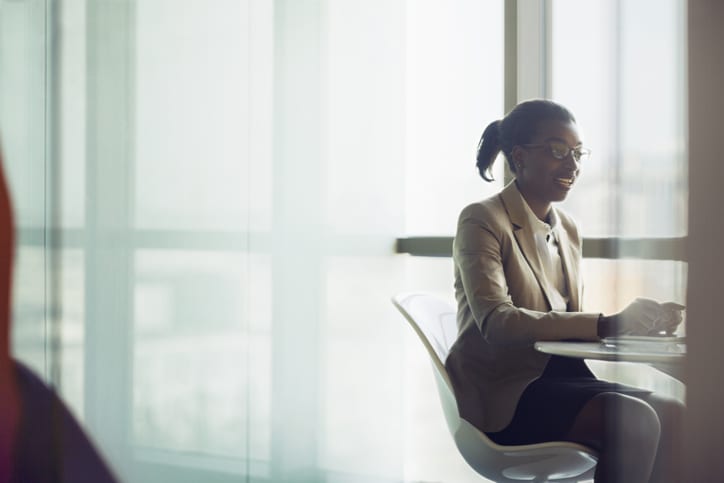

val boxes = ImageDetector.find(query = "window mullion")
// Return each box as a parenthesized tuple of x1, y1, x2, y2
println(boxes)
(516, 0, 551, 101)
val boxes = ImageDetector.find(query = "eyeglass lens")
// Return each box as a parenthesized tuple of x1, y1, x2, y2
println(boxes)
(550, 142, 588, 161)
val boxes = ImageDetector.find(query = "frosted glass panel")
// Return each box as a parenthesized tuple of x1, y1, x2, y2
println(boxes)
(3, 1, 508, 481)
(12, 247, 86, 414)
(12, 246, 47, 375)
(134, 0, 250, 232)
(324, 0, 405, 237)
(553, 0, 686, 237)
(57, 0, 87, 228)
(617, 0, 686, 237)
(581, 258, 687, 328)
(551, 0, 615, 237)
(57, 249, 86, 418)
(581, 258, 687, 401)
(405, 0, 505, 235)
(133, 250, 249, 458)
(321, 256, 406, 477)
(0, 0, 46, 228)
(552, 0, 688, 403)
(400, 256, 484, 482)
(247, 254, 271, 465)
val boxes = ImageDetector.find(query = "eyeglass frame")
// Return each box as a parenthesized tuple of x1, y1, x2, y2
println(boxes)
(520, 141, 592, 162)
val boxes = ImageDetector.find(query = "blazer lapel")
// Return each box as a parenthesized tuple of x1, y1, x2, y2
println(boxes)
(499, 182, 557, 311)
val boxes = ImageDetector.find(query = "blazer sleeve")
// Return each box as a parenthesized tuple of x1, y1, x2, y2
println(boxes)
(454, 204, 599, 345)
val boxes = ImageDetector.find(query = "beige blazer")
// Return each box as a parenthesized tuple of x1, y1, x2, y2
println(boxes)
(445, 181, 600, 433)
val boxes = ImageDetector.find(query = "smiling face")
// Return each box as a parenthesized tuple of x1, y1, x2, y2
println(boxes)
(511, 119, 583, 219)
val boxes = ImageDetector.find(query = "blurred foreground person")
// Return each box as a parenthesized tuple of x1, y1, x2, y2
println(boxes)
(0, 144, 118, 482)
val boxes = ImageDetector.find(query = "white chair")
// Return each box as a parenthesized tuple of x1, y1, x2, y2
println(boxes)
(392, 292, 598, 483)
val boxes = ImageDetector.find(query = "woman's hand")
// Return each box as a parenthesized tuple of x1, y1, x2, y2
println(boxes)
(598, 297, 685, 338)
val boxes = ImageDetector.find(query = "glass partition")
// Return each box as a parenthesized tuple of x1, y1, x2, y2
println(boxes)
(1, 0, 686, 481)
(1, 0, 503, 481)
(552, 0, 687, 400)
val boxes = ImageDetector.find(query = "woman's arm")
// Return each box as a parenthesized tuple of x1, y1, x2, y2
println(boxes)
(454, 204, 599, 345)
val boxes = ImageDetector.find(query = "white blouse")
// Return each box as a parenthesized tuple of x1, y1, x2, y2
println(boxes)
(516, 189, 570, 312)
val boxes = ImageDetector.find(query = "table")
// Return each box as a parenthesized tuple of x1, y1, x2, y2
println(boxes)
(534, 339, 685, 381)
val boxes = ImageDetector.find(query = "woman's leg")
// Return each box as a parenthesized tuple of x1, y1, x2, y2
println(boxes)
(637, 393, 685, 483)
(564, 392, 661, 483)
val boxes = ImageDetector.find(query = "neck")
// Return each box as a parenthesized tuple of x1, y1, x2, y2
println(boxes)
(515, 181, 551, 222)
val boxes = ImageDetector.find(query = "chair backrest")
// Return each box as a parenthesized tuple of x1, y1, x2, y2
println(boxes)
(391, 293, 461, 432)
(392, 292, 458, 361)
(392, 292, 598, 482)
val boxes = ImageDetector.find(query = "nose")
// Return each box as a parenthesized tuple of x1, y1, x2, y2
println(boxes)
(564, 150, 580, 169)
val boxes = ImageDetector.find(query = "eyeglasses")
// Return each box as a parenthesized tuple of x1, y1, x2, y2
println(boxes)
(521, 141, 591, 162)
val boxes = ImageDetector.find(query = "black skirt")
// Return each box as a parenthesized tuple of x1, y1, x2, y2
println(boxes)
(486, 355, 651, 445)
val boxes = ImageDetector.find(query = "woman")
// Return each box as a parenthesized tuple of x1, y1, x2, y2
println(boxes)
(445, 99, 684, 482)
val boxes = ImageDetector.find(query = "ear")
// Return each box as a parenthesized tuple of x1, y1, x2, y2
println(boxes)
(511, 145, 526, 170)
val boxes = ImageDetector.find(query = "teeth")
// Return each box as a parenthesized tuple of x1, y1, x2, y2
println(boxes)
(555, 177, 573, 186)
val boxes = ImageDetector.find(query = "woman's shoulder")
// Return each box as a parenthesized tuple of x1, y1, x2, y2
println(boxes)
(553, 206, 583, 244)
(553, 206, 580, 231)
(457, 193, 506, 227)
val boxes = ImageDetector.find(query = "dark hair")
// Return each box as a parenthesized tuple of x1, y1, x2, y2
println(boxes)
(476, 99, 576, 182)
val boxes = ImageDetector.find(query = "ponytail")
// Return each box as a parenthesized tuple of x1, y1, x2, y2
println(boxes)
(476, 120, 501, 182)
